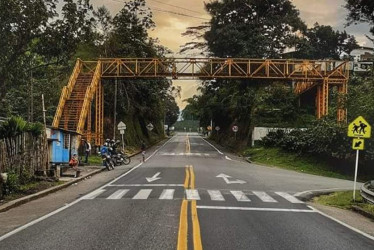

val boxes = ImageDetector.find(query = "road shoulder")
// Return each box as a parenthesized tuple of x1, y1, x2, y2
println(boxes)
(308, 202, 374, 237)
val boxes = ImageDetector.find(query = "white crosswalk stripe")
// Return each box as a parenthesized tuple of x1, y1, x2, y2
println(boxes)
(88, 189, 304, 205)
(83, 189, 106, 200)
(230, 191, 251, 202)
(160, 153, 211, 157)
(252, 191, 277, 202)
(107, 189, 129, 200)
(186, 189, 201, 200)
(207, 190, 225, 201)
(275, 192, 304, 203)
(133, 189, 152, 199)
(159, 189, 175, 200)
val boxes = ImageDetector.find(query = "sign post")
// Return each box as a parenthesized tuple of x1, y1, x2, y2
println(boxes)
(232, 125, 238, 140)
(117, 121, 127, 151)
(215, 126, 220, 135)
(347, 116, 371, 201)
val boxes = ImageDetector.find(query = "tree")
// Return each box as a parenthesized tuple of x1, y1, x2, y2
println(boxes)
(182, 0, 306, 58)
(181, 0, 307, 147)
(292, 23, 359, 59)
(345, 0, 374, 37)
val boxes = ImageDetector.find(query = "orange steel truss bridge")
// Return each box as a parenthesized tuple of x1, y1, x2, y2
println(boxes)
(52, 58, 349, 146)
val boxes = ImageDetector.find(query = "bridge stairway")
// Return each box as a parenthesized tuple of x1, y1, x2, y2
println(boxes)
(59, 73, 93, 131)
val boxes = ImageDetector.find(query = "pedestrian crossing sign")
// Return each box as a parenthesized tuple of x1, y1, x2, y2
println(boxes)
(352, 138, 364, 150)
(348, 116, 371, 138)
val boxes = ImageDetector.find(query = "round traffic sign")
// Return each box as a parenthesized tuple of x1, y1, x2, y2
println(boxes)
(232, 125, 238, 133)
(215, 126, 220, 131)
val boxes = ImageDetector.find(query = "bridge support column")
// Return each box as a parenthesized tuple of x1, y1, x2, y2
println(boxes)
(316, 79, 329, 119)
(87, 102, 92, 142)
(95, 81, 104, 146)
(337, 81, 347, 122)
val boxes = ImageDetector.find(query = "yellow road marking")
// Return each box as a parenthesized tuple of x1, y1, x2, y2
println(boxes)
(177, 199, 188, 250)
(184, 166, 190, 188)
(191, 200, 203, 250)
(189, 165, 195, 189)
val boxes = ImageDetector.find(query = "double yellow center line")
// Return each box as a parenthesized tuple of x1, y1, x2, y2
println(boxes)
(178, 135, 202, 250)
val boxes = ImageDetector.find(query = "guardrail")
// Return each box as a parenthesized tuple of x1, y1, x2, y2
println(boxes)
(360, 181, 374, 204)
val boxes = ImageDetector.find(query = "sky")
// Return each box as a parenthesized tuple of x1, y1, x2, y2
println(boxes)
(89, 0, 373, 109)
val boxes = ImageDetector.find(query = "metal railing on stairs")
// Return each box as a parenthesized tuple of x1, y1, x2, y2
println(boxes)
(52, 59, 82, 128)
(77, 61, 102, 135)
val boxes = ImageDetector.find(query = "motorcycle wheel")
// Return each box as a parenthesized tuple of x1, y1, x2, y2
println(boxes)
(123, 155, 131, 165)
(104, 161, 111, 171)
(109, 160, 115, 170)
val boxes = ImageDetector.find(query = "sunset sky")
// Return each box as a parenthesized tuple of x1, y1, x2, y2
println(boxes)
(90, 0, 373, 109)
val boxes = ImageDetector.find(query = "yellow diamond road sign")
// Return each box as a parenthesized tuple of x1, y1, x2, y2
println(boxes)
(352, 138, 364, 150)
(348, 116, 371, 138)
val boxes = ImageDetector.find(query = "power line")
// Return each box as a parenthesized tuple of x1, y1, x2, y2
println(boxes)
(109, 0, 209, 21)
(148, 0, 205, 15)
(152, 8, 210, 21)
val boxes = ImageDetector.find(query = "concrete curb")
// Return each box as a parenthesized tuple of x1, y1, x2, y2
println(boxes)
(296, 189, 374, 221)
(352, 205, 374, 220)
(295, 189, 350, 202)
(0, 168, 103, 213)
(0, 149, 147, 213)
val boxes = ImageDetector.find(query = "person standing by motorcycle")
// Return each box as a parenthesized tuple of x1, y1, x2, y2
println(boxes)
(81, 139, 91, 164)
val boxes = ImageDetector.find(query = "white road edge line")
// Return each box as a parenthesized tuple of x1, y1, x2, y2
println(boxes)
(307, 205, 374, 241)
(108, 184, 184, 187)
(197, 205, 315, 213)
(0, 137, 174, 242)
(225, 156, 232, 161)
(201, 137, 224, 155)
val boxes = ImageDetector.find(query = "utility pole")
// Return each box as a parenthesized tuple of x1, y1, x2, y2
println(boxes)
(113, 78, 118, 139)
(42, 94, 46, 128)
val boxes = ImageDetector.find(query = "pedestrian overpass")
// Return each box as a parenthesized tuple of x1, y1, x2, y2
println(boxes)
(52, 58, 350, 146)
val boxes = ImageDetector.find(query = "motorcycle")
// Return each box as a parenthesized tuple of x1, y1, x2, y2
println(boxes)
(108, 143, 131, 166)
(109, 147, 131, 166)
(99, 147, 115, 171)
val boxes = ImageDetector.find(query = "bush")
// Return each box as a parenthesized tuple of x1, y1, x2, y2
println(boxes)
(261, 119, 353, 160)
(5, 171, 20, 194)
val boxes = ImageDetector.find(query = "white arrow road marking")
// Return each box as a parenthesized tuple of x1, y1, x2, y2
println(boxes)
(216, 173, 246, 184)
(146, 172, 161, 182)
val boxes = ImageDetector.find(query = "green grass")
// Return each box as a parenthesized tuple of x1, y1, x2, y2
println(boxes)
(243, 147, 350, 180)
(88, 155, 103, 165)
(314, 191, 374, 216)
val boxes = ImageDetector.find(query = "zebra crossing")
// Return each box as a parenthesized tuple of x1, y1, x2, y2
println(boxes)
(83, 188, 304, 204)
(159, 152, 213, 157)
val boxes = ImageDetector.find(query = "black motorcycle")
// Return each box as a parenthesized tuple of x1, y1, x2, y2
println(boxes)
(99, 151, 115, 171)
(109, 143, 131, 166)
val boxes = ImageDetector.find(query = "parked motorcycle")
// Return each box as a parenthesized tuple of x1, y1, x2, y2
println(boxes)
(111, 151, 131, 166)
(99, 146, 115, 171)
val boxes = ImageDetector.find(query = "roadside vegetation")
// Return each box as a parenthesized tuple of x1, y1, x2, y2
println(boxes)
(314, 191, 374, 217)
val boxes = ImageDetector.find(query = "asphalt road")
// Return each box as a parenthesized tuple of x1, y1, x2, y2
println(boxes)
(0, 133, 373, 249)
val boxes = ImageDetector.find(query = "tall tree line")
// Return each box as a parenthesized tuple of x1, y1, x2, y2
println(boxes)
(182, 0, 362, 148)
(0, 0, 179, 143)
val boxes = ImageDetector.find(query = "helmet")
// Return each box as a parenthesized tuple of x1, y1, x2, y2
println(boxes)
(116, 140, 120, 144)
(105, 139, 110, 143)
(111, 139, 115, 143)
